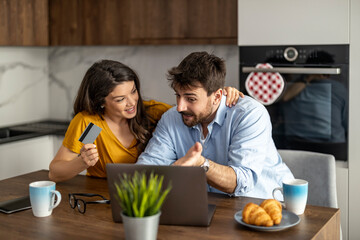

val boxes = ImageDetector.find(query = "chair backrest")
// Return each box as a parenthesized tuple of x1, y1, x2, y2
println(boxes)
(278, 149, 338, 208)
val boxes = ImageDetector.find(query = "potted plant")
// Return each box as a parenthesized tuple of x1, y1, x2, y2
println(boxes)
(114, 171, 172, 240)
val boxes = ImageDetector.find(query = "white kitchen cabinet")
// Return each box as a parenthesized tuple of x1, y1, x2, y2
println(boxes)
(336, 163, 348, 240)
(348, 1, 360, 239)
(238, 0, 349, 45)
(52, 135, 64, 156)
(0, 136, 55, 181)
(0, 135, 86, 181)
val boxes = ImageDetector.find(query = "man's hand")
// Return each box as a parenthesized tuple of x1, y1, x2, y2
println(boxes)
(173, 142, 237, 194)
(173, 142, 204, 167)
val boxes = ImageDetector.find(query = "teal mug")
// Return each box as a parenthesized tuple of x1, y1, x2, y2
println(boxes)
(272, 179, 308, 215)
(29, 181, 61, 217)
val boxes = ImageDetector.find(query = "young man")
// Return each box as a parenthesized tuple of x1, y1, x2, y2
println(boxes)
(137, 52, 294, 198)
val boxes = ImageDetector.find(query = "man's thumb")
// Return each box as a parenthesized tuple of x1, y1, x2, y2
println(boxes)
(194, 142, 203, 153)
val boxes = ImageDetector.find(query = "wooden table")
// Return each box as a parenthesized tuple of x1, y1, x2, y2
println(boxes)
(0, 170, 340, 239)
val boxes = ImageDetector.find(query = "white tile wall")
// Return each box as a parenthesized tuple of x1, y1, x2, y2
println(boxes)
(48, 45, 239, 120)
(0, 47, 49, 127)
(0, 45, 239, 126)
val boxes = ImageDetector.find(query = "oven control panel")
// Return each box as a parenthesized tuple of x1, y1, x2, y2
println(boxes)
(240, 45, 349, 65)
(265, 47, 310, 62)
(284, 47, 298, 62)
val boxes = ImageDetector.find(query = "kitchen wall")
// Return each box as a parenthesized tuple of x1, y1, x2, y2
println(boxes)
(0, 45, 239, 127)
(48, 46, 239, 120)
(0, 47, 49, 128)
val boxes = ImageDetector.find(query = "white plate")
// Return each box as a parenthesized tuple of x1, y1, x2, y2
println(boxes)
(234, 209, 301, 232)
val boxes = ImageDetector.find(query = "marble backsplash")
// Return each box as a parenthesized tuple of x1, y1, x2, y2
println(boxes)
(0, 47, 49, 127)
(0, 45, 239, 127)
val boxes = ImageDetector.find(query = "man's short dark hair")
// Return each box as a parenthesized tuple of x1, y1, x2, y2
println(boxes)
(167, 52, 226, 96)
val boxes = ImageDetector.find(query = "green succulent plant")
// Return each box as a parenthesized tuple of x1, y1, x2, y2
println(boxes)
(114, 171, 172, 218)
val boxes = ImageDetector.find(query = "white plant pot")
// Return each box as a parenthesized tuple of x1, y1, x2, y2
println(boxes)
(121, 211, 161, 240)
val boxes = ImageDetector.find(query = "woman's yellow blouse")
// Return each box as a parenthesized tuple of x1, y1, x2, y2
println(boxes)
(62, 100, 172, 178)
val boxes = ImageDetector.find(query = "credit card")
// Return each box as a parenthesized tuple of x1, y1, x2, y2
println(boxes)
(78, 122, 102, 144)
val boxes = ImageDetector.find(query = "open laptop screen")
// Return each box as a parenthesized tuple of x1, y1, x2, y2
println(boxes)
(106, 164, 216, 226)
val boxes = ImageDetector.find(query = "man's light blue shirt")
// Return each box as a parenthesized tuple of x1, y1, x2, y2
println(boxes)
(137, 96, 294, 199)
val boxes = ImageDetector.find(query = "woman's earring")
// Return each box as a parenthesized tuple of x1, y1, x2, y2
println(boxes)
(101, 105, 104, 109)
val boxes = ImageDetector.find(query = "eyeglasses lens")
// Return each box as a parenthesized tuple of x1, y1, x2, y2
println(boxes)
(77, 199, 86, 214)
(69, 195, 76, 209)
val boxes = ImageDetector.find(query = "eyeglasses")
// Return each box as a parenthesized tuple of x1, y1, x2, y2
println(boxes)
(69, 193, 110, 214)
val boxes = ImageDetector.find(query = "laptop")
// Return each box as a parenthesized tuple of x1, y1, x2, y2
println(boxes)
(106, 164, 216, 227)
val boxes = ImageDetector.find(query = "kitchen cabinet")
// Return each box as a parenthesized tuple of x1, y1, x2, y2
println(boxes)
(52, 135, 63, 156)
(0, 135, 86, 181)
(238, 0, 349, 45)
(129, 0, 237, 45)
(0, 136, 55, 180)
(49, 0, 237, 45)
(0, 0, 48, 46)
(49, 0, 129, 45)
(336, 164, 348, 240)
(1, 0, 237, 46)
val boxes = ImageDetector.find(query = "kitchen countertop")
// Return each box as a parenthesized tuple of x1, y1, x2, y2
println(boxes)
(0, 120, 70, 144)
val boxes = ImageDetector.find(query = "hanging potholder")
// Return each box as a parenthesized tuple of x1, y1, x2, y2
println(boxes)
(245, 63, 285, 105)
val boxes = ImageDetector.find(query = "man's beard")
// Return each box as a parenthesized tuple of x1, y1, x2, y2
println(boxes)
(180, 101, 213, 127)
(180, 111, 199, 127)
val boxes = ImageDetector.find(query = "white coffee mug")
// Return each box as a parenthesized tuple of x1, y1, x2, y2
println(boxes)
(272, 179, 308, 215)
(29, 181, 61, 217)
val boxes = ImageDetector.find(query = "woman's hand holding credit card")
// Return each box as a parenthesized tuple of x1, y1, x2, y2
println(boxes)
(78, 123, 102, 167)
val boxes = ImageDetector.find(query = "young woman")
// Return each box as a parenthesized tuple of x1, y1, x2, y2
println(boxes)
(49, 60, 242, 182)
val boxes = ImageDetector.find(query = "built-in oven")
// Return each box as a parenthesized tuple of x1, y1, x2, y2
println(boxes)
(239, 45, 349, 161)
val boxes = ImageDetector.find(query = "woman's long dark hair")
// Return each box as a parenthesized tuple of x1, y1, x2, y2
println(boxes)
(73, 60, 153, 152)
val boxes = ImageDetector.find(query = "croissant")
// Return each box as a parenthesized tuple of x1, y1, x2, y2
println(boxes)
(242, 202, 273, 227)
(260, 199, 282, 225)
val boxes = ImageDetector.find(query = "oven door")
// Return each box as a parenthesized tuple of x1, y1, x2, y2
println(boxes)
(240, 65, 349, 161)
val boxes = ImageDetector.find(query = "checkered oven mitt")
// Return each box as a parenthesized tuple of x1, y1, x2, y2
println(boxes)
(245, 63, 285, 105)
